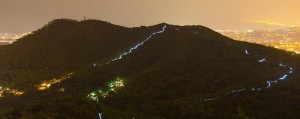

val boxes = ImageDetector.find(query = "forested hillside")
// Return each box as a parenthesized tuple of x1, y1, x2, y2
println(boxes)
(0, 19, 299, 119)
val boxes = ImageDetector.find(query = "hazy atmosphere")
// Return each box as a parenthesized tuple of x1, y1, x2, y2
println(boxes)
(1, 0, 300, 33)
(1, 0, 300, 118)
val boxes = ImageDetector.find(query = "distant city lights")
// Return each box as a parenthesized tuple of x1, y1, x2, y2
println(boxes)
(219, 27, 300, 54)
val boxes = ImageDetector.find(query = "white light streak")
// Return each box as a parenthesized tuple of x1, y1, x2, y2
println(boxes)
(279, 74, 288, 80)
(279, 63, 286, 67)
(245, 50, 250, 55)
(204, 98, 216, 101)
(266, 80, 278, 88)
(99, 113, 103, 119)
(231, 88, 246, 93)
(258, 58, 266, 63)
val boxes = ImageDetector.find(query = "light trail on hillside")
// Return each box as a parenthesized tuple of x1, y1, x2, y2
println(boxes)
(93, 25, 167, 67)
(87, 25, 168, 102)
(203, 49, 294, 101)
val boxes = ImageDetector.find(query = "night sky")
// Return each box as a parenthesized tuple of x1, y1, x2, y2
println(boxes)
(1, 0, 300, 33)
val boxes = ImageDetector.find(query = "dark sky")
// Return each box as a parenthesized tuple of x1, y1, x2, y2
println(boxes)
(1, 0, 300, 33)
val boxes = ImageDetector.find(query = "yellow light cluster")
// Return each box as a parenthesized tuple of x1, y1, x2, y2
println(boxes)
(9, 89, 25, 96)
(114, 78, 124, 88)
(37, 73, 73, 91)
(0, 86, 25, 97)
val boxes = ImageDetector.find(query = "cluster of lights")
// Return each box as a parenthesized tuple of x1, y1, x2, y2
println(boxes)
(0, 86, 24, 97)
(9, 89, 25, 96)
(87, 78, 124, 102)
(0, 86, 10, 97)
(36, 73, 73, 90)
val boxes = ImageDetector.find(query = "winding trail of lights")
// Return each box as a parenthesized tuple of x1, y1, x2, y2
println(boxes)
(87, 25, 167, 102)
(203, 49, 294, 101)
(87, 25, 168, 118)
(93, 25, 167, 67)
(279, 74, 288, 80)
